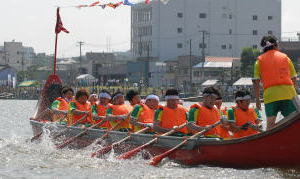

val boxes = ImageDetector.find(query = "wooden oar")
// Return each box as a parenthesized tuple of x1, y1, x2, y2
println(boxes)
(55, 119, 107, 149)
(91, 127, 150, 158)
(149, 120, 222, 166)
(30, 114, 67, 142)
(52, 113, 88, 139)
(116, 122, 187, 160)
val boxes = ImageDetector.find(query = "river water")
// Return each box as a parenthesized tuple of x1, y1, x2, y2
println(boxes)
(0, 100, 299, 179)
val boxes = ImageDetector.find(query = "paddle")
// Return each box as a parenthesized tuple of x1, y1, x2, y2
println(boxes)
(116, 122, 188, 160)
(149, 120, 222, 166)
(55, 119, 107, 149)
(52, 113, 88, 139)
(91, 127, 150, 158)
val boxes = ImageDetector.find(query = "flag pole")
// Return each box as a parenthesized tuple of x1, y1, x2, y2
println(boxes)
(53, 32, 58, 75)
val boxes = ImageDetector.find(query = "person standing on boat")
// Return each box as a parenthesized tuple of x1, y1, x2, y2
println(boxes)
(130, 94, 159, 132)
(188, 87, 229, 139)
(253, 35, 298, 130)
(153, 89, 189, 137)
(228, 90, 262, 138)
(91, 90, 112, 129)
(126, 89, 141, 107)
(68, 89, 92, 127)
(51, 86, 74, 124)
(106, 91, 133, 132)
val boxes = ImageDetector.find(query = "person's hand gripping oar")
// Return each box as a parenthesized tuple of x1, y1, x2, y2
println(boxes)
(149, 120, 223, 166)
(55, 116, 106, 149)
(52, 113, 89, 139)
(91, 123, 151, 158)
(116, 122, 188, 160)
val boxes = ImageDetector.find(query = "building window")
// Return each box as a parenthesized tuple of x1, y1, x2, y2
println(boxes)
(177, 28, 183, 33)
(229, 44, 232, 49)
(199, 13, 207, 19)
(253, 45, 258, 49)
(229, 29, 232, 34)
(199, 43, 206, 49)
(268, 16, 273, 20)
(177, 43, 183, 48)
(229, 14, 233, 19)
(253, 30, 258, 35)
(268, 30, 273, 35)
(177, 12, 183, 18)
(221, 45, 227, 49)
(253, 15, 258, 21)
(193, 71, 200, 77)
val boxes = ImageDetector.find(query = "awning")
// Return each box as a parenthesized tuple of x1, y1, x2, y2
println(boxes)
(233, 78, 253, 86)
(201, 79, 218, 86)
(76, 74, 95, 80)
(18, 80, 37, 87)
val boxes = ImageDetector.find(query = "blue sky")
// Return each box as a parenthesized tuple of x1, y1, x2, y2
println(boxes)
(0, 0, 299, 57)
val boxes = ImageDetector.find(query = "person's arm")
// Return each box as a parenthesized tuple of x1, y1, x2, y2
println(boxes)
(130, 105, 152, 128)
(69, 102, 88, 116)
(153, 108, 171, 133)
(51, 100, 68, 115)
(288, 57, 298, 89)
(187, 107, 207, 132)
(227, 108, 243, 132)
(252, 60, 261, 110)
(105, 107, 127, 121)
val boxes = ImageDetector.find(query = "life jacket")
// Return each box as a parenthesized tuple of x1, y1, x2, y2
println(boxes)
(231, 106, 258, 138)
(258, 50, 293, 90)
(94, 104, 111, 129)
(191, 103, 225, 137)
(53, 97, 69, 122)
(132, 103, 155, 132)
(68, 100, 92, 126)
(158, 105, 188, 134)
(109, 104, 133, 130)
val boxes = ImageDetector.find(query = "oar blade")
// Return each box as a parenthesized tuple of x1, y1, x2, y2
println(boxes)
(116, 146, 142, 160)
(149, 155, 164, 166)
(91, 145, 113, 158)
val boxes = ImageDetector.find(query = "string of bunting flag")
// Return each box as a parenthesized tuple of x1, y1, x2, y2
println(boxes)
(60, 0, 170, 9)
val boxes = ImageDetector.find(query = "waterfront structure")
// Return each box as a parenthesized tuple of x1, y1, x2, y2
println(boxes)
(131, 0, 281, 61)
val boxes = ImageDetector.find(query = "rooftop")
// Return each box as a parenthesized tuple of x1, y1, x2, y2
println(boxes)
(194, 62, 232, 68)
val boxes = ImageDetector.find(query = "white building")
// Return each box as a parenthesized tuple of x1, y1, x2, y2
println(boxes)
(131, 0, 281, 61)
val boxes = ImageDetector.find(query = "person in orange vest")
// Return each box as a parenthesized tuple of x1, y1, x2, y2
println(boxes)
(126, 89, 141, 107)
(51, 86, 74, 124)
(214, 96, 227, 115)
(88, 94, 99, 106)
(106, 91, 133, 132)
(130, 94, 159, 132)
(91, 90, 112, 129)
(153, 89, 189, 137)
(253, 35, 298, 130)
(188, 87, 228, 138)
(68, 89, 92, 127)
(228, 89, 262, 138)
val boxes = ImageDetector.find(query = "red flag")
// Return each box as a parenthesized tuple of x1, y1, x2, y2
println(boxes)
(145, 0, 150, 4)
(55, 8, 69, 34)
(89, 1, 100, 7)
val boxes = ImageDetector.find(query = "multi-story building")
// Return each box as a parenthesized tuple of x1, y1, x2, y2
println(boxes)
(131, 0, 281, 61)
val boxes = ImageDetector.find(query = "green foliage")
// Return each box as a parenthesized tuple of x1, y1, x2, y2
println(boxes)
(240, 47, 261, 77)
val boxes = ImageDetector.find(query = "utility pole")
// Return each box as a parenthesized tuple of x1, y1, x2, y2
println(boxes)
(200, 30, 207, 80)
(139, 35, 142, 58)
(189, 39, 192, 92)
(145, 44, 150, 87)
(77, 41, 85, 74)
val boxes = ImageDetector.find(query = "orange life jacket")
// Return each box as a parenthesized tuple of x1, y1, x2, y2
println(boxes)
(94, 104, 111, 129)
(53, 97, 69, 122)
(68, 101, 92, 126)
(109, 104, 133, 130)
(258, 50, 293, 90)
(132, 103, 155, 132)
(231, 107, 258, 138)
(158, 105, 188, 134)
(191, 103, 225, 137)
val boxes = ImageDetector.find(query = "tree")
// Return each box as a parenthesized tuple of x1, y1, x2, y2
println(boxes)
(240, 47, 261, 77)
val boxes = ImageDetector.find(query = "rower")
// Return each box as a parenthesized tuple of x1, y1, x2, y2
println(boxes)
(253, 35, 298, 130)
(88, 94, 99, 106)
(130, 94, 159, 132)
(126, 89, 141, 107)
(228, 89, 262, 138)
(68, 89, 92, 127)
(91, 90, 112, 129)
(214, 96, 227, 115)
(153, 89, 189, 137)
(188, 87, 229, 139)
(106, 91, 133, 132)
(51, 86, 74, 124)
